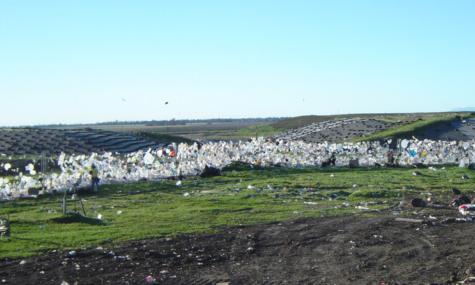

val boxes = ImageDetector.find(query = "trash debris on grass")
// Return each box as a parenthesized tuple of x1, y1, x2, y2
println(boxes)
(457, 276, 475, 284)
(2, 138, 475, 200)
(411, 198, 427, 208)
(459, 204, 475, 216)
(451, 195, 472, 207)
(395, 218, 424, 223)
(145, 275, 158, 284)
(355, 205, 370, 211)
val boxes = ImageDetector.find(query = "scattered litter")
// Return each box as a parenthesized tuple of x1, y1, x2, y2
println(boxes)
(457, 276, 475, 284)
(395, 218, 424, 223)
(2, 138, 475, 200)
(247, 185, 256, 190)
(443, 217, 474, 224)
(176, 180, 182, 187)
(411, 198, 427, 208)
(145, 275, 157, 284)
(3, 163, 11, 171)
(116, 210, 123, 215)
(304, 201, 318, 205)
(97, 214, 103, 220)
(183, 192, 190, 197)
(451, 195, 472, 207)
(459, 204, 475, 216)
(19, 260, 26, 265)
(356, 206, 370, 210)
(114, 255, 131, 261)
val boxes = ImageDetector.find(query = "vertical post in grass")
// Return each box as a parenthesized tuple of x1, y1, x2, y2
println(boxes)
(62, 191, 67, 215)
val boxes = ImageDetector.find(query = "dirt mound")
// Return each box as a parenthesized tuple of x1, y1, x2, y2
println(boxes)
(2, 215, 475, 284)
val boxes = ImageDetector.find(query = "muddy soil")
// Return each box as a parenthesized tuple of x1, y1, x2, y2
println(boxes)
(2, 214, 475, 285)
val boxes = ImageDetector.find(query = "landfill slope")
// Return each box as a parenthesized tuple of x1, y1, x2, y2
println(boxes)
(412, 118, 475, 141)
(274, 118, 395, 142)
(3, 214, 475, 284)
(273, 116, 475, 143)
(0, 128, 162, 155)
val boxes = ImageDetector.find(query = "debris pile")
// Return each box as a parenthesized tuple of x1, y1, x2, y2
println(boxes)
(0, 138, 474, 199)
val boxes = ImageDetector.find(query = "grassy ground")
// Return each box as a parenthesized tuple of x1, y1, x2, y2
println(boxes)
(236, 124, 283, 138)
(0, 166, 473, 258)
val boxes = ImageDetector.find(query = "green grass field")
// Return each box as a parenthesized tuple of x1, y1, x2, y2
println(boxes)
(0, 165, 473, 259)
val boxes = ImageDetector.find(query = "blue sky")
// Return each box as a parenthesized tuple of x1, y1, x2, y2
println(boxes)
(1, 1, 474, 126)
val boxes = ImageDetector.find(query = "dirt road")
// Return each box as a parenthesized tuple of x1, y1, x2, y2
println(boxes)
(2, 214, 475, 284)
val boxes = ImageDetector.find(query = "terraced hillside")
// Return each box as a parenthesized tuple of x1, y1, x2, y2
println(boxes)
(272, 113, 475, 143)
(0, 128, 164, 156)
(273, 118, 396, 142)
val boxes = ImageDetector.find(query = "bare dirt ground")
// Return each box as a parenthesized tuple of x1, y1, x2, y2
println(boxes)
(2, 211, 475, 285)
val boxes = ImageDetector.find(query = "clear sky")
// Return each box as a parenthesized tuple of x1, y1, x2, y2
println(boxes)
(1, 1, 474, 126)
